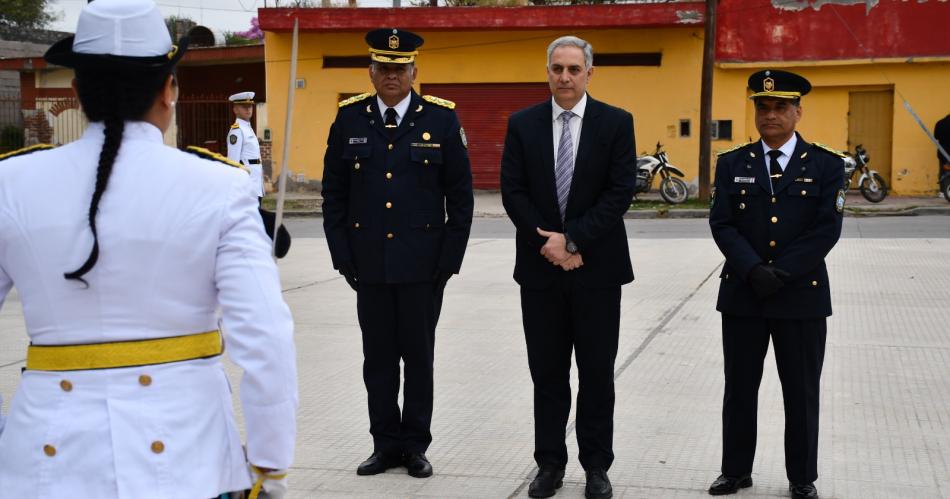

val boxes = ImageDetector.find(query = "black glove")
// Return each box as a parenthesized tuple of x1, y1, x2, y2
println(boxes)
(747, 264, 790, 298)
(338, 261, 358, 292)
(432, 269, 452, 294)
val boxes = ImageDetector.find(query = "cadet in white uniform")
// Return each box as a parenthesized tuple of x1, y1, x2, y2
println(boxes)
(227, 92, 265, 198)
(0, 1, 297, 498)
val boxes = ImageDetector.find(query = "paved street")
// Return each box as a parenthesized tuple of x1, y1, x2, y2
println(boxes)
(2, 217, 949, 498)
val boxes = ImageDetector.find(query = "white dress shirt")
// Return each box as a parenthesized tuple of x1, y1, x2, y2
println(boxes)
(0, 121, 297, 498)
(761, 133, 798, 173)
(378, 92, 412, 126)
(552, 93, 588, 170)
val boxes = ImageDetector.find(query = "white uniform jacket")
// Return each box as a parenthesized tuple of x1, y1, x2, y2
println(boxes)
(0, 122, 297, 499)
(226, 118, 264, 197)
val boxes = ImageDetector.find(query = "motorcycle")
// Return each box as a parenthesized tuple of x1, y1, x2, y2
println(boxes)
(940, 163, 950, 203)
(634, 142, 689, 204)
(842, 144, 888, 203)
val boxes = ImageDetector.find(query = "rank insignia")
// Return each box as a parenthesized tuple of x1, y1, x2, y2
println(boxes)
(835, 189, 846, 213)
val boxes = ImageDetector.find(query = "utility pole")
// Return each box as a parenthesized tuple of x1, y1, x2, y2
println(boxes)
(698, 0, 717, 202)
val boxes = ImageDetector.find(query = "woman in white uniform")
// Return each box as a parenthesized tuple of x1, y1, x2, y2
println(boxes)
(0, 1, 297, 498)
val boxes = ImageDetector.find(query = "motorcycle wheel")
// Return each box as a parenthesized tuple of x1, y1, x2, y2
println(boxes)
(860, 172, 888, 203)
(659, 177, 689, 204)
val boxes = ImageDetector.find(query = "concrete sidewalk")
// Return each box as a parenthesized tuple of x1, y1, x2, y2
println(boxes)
(267, 190, 950, 219)
(1, 236, 948, 498)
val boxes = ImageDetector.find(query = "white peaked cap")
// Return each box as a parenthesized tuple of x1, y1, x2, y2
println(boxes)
(229, 92, 256, 103)
(73, 0, 172, 57)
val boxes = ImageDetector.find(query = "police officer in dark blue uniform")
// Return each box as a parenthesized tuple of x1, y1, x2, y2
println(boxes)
(321, 28, 474, 480)
(707, 70, 846, 499)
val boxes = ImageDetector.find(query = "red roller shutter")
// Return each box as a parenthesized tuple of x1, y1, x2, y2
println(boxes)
(421, 83, 551, 189)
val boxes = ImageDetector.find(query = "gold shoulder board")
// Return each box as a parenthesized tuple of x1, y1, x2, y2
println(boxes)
(184, 145, 250, 174)
(338, 93, 372, 108)
(0, 143, 55, 162)
(812, 142, 847, 158)
(716, 142, 752, 157)
(422, 95, 456, 110)
(230, 123, 240, 129)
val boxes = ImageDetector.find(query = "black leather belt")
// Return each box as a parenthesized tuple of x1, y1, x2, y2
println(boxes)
(247, 159, 261, 164)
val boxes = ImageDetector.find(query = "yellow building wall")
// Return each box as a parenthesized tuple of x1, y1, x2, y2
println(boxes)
(265, 27, 950, 195)
(264, 27, 708, 185)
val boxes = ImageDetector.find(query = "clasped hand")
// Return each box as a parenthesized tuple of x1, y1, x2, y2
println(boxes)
(537, 228, 583, 271)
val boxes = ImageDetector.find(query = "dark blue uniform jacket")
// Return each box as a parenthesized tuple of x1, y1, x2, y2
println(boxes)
(709, 134, 845, 319)
(322, 91, 474, 284)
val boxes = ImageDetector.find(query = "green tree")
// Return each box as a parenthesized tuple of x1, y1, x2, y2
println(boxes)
(0, 0, 55, 29)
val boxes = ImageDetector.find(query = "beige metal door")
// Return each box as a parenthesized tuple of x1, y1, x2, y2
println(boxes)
(848, 90, 894, 182)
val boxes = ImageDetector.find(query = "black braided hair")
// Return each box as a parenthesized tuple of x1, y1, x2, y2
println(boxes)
(64, 67, 174, 286)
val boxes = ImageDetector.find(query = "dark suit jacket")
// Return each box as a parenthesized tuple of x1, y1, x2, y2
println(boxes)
(322, 91, 474, 284)
(501, 95, 636, 290)
(709, 133, 845, 319)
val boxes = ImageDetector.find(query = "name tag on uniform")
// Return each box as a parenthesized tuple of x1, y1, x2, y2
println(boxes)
(794, 177, 815, 183)
(411, 143, 441, 149)
(348, 137, 368, 144)
(733, 177, 756, 183)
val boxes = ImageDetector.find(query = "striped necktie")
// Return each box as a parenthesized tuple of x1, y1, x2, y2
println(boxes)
(555, 111, 575, 221)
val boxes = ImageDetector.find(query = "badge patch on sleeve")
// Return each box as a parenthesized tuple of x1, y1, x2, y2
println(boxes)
(229, 134, 238, 145)
(459, 127, 468, 149)
(835, 189, 846, 213)
(710, 187, 716, 209)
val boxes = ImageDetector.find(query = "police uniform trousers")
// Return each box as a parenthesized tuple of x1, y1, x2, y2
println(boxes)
(521, 272, 620, 471)
(721, 314, 827, 483)
(357, 282, 444, 455)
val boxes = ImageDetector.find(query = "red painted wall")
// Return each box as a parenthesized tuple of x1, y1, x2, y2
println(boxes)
(717, 0, 950, 62)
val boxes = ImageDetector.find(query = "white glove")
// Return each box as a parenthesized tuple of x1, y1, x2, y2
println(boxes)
(247, 465, 288, 499)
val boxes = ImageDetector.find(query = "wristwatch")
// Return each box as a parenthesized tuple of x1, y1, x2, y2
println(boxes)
(565, 233, 578, 254)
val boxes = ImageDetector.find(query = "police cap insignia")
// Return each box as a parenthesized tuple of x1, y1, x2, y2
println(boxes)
(748, 69, 811, 100)
(366, 28, 424, 64)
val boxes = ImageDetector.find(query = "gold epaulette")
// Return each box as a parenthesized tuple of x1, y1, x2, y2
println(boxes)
(812, 142, 847, 158)
(230, 123, 240, 129)
(422, 95, 456, 110)
(339, 93, 372, 108)
(716, 142, 752, 157)
(184, 145, 250, 174)
(0, 143, 55, 162)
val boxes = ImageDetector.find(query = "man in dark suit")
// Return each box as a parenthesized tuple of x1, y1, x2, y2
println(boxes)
(322, 28, 474, 479)
(501, 35, 636, 499)
(707, 70, 845, 499)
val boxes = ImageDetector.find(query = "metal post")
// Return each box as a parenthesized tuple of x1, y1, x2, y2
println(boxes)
(273, 18, 298, 259)
(697, 0, 717, 202)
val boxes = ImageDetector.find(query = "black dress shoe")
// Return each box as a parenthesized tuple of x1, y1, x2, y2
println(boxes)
(356, 451, 401, 476)
(585, 469, 612, 499)
(404, 452, 433, 478)
(789, 482, 818, 498)
(528, 468, 565, 498)
(708, 474, 752, 495)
